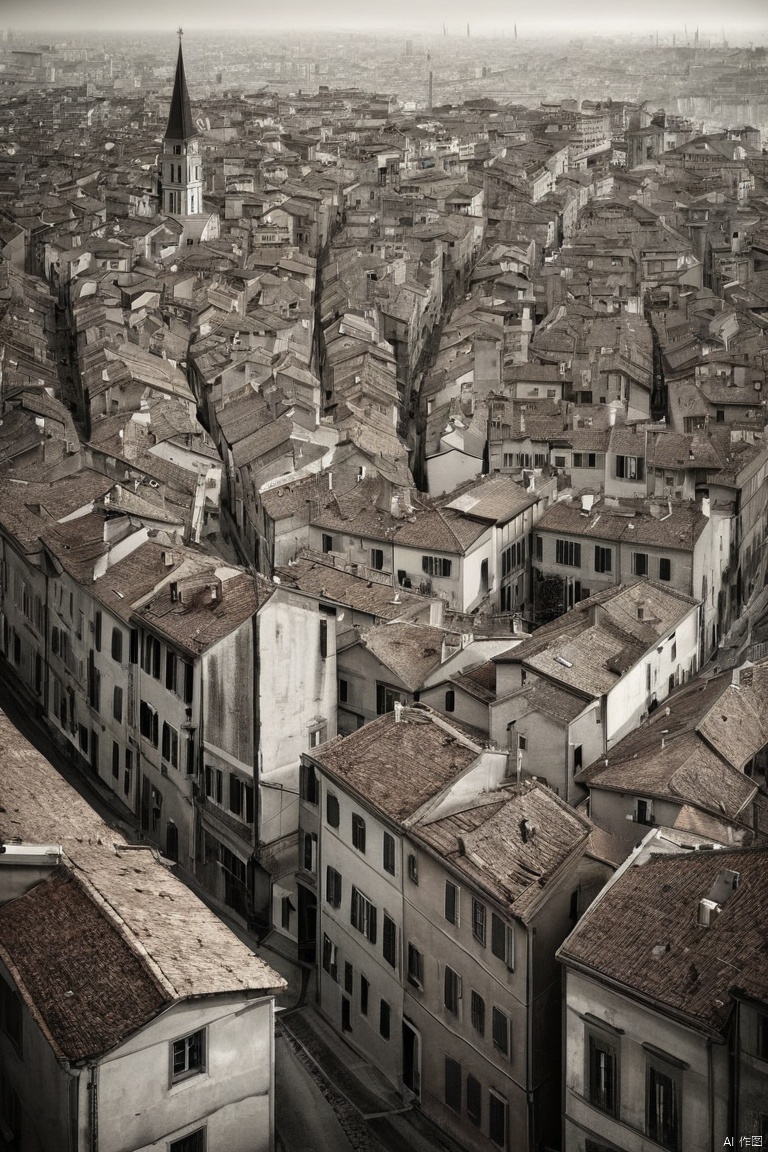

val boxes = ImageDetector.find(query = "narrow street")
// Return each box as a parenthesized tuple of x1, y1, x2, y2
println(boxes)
(275, 1032, 357, 1152)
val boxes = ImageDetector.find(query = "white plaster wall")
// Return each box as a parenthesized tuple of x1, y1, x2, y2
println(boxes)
(98, 995, 275, 1152)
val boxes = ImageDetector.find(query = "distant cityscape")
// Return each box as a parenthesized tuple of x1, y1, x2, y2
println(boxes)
(0, 21, 767, 1152)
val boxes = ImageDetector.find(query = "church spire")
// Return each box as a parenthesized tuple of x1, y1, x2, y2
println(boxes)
(165, 29, 195, 142)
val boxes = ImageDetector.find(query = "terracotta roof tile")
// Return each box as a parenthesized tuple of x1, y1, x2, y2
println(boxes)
(559, 847, 768, 1032)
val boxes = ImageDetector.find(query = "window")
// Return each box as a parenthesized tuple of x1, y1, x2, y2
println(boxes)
(471, 990, 485, 1035)
(281, 896, 292, 930)
(0, 975, 22, 1049)
(352, 813, 366, 853)
(0, 1069, 21, 1146)
(371, 548, 384, 570)
(489, 1091, 508, 1147)
(300, 762, 319, 804)
(112, 741, 120, 779)
(646, 1054, 682, 1151)
(491, 913, 515, 968)
(326, 866, 342, 908)
(350, 887, 377, 943)
(303, 831, 317, 873)
(113, 685, 123, 722)
(594, 546, 612, 574)
(383, 914, 397, 968)
(183, 661, 194, 704)
(308, 724, 327, 749)
(518, 734, 527, 752)
(756, 1012, 768, 1060)
(111, 627, 123, 662)
(322, 934, 339, 981)
(422, 555, 452, 579)
(170, 1131, 206, 1152)
(166, 650, 177, 692)
(716, 409, 725, 424)
(338, 678, 348, 703)
(444, 966, 461, 1015)
(408, 854, 419, 883)
(204, 765, 223, 805)
(139, 701, 159, 747)
(383, 832, 396, 875)
(319, 618, 328, 660)
(574, 744, 583, 770)
(588, 1030, 618, 1115)
(327, 792, 340, 828)
(555, 539, 581, 567)
(129, 628, 139, 664)
(376, 683, 404, 714)
(444, 689, 455, 712)
(535, 535, 543, 562)
(344, 962, 353, 995)
(171, 1029, 206, 1083)
(472, 899, 486, 946)
(659, 557, 671, 581)
(379, 999, 391, 1040)
(635, 797, 654, 825)
(360, 975, 369, 1016)
(142, 634, 161, 678)
(492, 1007, 510, 1057)
(615, 454, 645, 480)
(124, 749, 132, 798)
(407, 944, 423, 988)
(467, 1074, 482, 1127)
(445, 881, 459, 925)
(162, 722, 179, 769)
(633, 552, 649, 577)
(321, 533, 333, 553)
(445, 1056, 461, 1113)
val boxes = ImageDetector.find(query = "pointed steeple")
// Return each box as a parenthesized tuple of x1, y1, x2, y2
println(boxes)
(165, 32, 195, 142)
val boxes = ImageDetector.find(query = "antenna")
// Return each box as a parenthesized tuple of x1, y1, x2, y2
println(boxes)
(177, 26, 184, 42)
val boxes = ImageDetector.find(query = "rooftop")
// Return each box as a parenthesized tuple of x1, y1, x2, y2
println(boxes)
(412, 781, 593, 922)
(308, 706, 483, 825)
(559, 846, 768, 1034)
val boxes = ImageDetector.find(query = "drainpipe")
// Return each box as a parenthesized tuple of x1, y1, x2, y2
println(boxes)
(87, 1064, 98, 1152)
(527, 925, 535, 1150)
(707, 1038, 714, 1152)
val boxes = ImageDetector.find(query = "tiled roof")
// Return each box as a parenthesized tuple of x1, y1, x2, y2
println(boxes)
(359, 622, 454, 692)
(394, 506, 489, 553)
(559, 847, 768, 1033)
(0, 710, 285, 1008)
(0, 868, 168, 1062)
(412, 782, 593, 922)
(277, 550, 425, 610)
(451, 660, 497, 703)
(309, 707, 482, 824)
(135, 568, 269, 656)
(443, 474, 537, 524)
(495, 581, 696, 697)
(536, 497, 708, 551)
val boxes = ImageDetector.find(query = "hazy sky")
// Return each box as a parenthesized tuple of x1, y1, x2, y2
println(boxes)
(5, 0, 768, 37)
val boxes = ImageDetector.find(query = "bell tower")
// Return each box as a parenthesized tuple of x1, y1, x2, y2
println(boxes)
(161, 29, 203, 217)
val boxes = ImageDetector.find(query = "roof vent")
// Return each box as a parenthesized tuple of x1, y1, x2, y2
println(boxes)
(555, 655, 573, 668)
(520, 818, 536, 843)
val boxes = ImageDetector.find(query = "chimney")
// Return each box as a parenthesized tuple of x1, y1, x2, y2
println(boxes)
(327, 471, 333, 491)
(394, 701, 404, 724)
(697, 898, 719, 927)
